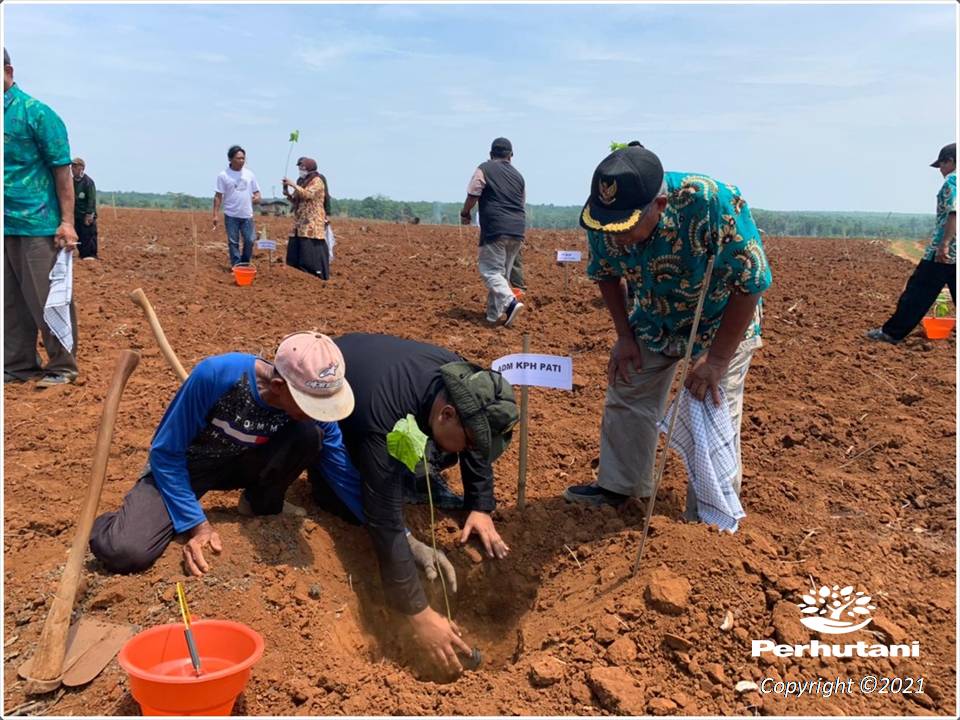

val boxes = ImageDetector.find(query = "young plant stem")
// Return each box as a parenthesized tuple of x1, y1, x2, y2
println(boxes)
(283, 143, 295, 186)
(423, 456, 453, 622)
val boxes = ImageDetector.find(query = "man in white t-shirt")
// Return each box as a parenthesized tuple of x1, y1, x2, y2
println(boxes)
(212, 145, 261, 267)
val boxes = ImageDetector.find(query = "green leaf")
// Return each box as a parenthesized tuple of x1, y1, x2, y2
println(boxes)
(934, 290, 952, 318)
(610, 141, 628, 151)
(289, 130, 300, 143)
(386, 414, 428, 472)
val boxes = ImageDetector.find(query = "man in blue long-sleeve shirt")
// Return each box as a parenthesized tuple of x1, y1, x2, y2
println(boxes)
(90, 332, 356, 575)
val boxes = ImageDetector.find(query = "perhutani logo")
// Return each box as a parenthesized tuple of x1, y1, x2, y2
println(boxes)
(752, 581, 920, 659)
(798, 583, 876, 634)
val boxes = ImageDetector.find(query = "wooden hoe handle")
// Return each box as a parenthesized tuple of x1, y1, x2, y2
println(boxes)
(24, 350, 140, 694)
(129, 287, 188, 382)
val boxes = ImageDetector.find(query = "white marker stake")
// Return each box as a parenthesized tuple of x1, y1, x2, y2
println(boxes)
(556, 250, 582, 292)
(492, 348, 574, 510)
(256, 234, 277, 273)
(517, 334, 530, 510)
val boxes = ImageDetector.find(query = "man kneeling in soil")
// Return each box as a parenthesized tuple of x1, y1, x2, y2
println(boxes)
(564, 144, 772, 517)
(90, 332, 356, 576)
(308, 333, 518, 674)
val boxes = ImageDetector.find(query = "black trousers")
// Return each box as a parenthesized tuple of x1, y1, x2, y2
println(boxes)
(76, 219, 98, 259)
(89, 421, 322, 573)
(286, 235, 330, 280)
(882, 260, 957, 340)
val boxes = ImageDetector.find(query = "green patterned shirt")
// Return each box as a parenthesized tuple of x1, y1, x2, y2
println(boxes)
(922, 172, 956, 264)
(3, 83, 72, 236)
(587, 172, 773, 357)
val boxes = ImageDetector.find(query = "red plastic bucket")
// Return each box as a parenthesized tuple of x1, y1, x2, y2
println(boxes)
(232, 263, 257, 287)
(118, 620, 264, 716)
(922, 316, 955, 340)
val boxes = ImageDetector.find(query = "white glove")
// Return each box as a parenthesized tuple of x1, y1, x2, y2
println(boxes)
(407, 533, 458, 593)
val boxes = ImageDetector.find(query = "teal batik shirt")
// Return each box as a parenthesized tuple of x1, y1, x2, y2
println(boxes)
(587, 172, 773, 357)
(922, 172, 956, 264)
(3, 83, 72, 236)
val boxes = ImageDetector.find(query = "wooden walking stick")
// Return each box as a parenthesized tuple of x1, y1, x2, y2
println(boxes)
(21, 350, 140, 694)
(631, 255, 715, 577)
(130, 288, 188, 382)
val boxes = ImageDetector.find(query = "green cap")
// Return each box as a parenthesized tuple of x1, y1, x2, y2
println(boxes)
(439, 361, 518, 463)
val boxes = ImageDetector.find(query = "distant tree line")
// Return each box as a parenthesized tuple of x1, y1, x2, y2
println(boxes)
(101, 190, 935, 239)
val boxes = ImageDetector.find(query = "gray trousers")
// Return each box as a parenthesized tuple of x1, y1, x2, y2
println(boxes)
(4, 236, 78, 378)
(509, 247, 525, 290)
(597, 337, 759, 515)
(90, 421, 321, 573)
(478, 235, 523, 322)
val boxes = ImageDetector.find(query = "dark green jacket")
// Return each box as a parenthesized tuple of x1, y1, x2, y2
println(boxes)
(74, 174, 96, 218)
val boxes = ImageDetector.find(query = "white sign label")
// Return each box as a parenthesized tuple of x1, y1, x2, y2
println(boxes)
(492, 353, 573, 390)
(556, 250, 582, 263)
(256, 239, 277, 251)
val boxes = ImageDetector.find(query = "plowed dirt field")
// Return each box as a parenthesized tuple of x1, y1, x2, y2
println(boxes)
(3, 209, 955, 716)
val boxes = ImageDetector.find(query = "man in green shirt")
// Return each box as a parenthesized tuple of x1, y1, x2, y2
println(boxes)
(3, 48, 80, 386)
(867, 143, 956, 343)
(72, 157, 98, 260)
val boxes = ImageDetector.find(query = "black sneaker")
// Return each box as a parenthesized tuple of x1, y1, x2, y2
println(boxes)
(504, 299, 524, 327)
(865, 328, 899, 344)
(402, 472, 465, 510)
(563, 483, 630, 507)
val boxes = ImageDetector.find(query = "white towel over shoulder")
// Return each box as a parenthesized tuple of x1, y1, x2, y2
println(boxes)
(658, 387, 745, 532)
(44, 248, 74, 353)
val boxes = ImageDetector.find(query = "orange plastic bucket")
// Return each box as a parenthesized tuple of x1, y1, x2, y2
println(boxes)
(922, 316, 955, 339)
(232, 263, 257, 287)
(119, 620, 264, 716)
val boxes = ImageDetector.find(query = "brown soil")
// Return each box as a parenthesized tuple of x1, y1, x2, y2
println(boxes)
(3, 210, 956, 716)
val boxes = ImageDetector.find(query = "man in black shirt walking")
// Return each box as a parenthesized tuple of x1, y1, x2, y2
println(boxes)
(461, 137, 526, 327)
(316, 333, 517, 673)
(71, 157, 97, 259)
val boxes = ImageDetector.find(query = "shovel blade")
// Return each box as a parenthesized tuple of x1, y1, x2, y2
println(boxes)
(62, 623, 135, 687)
(18, 618, 131, 687)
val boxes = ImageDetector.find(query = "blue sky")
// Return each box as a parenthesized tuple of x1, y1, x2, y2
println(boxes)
(3, 2, 956, 212)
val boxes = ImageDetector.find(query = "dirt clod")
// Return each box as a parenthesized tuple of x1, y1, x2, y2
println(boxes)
(587, 666, 646, 715)
(771, 600, 807, 645)
(648, 696, 678, 715)
(605, 636, 638, 665)
(645, 568, 690, 615)
(528, 655, 564, 687)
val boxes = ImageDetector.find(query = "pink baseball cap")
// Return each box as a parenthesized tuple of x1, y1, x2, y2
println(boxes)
(273, 332, 354, 421)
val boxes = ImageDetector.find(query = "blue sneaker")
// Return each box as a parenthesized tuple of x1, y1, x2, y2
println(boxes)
(563, 483, 630, 507)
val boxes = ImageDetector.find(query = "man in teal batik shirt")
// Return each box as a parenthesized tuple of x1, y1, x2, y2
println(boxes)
(867, 143, 956, 343)
(564, 144, 772, 520)
(4, 47, 80, 386)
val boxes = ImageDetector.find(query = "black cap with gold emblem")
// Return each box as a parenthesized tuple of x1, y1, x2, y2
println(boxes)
(580, 145, 664, 233)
